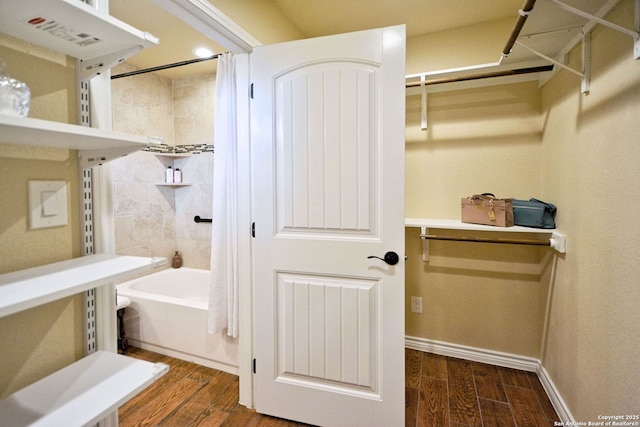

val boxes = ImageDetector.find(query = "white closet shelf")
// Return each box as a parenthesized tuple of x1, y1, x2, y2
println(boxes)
(0, 0, 159, 80)
(0, 350, 168, 427)
(156, 182, 192, 187)
(405, 218, 555, 234)
(0, 115, 154, 167)
(0, 115, 149, 150)
(405, 218, 566, 259)
(0, 254, 165, 318)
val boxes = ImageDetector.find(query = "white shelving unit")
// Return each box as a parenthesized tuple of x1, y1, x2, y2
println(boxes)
(0, 254, 164, 318)
(405, 218, 556, 233)
(0, 0, 159, 80)
(405, 218, 566, 261)
(0, 2, 168, 424)
(501, 0, 640, 93)
(0, 115, 156, 167)
(0, 0, 161, 164)
(0, 350, 168, 426)
(0, 255, 168, 426)
(0, 115, 149, 151)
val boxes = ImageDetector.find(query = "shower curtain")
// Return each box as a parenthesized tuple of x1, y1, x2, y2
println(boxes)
(208, 53, 239, 338)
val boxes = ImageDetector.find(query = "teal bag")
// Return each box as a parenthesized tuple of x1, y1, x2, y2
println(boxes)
(512, 198, 557, 229)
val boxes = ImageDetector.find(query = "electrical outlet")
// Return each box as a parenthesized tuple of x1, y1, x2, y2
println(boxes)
(410, 296, 423, 314)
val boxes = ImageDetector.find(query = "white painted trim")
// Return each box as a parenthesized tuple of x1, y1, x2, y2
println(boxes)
(151, 0, 257, 407)
(405, 335, 538, 371)
(127, 339, 239, 375)
(153, 0, 261, 53)
(96, 283, 117, 353)
(405, 335, 574, 423)
(235, 53, 254, 408)
(536, 363, 575, 423)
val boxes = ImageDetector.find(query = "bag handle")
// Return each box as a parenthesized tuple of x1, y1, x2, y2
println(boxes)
(470, 193, 496, 200)
(530, 198, 557, 215)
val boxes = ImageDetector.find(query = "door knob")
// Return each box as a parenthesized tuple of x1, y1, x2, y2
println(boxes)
(367, 251, 400, 266)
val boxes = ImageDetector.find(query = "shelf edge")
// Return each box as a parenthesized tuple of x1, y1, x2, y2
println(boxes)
(405, 218, 555, 234)
(0, 255, 164, 319)
(0, 351, 169, 426)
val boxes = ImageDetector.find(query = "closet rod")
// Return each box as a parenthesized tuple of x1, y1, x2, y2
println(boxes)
(502, 0, 537, 56)
(421, 233, 551, 247)
(111, 54, 221, 80)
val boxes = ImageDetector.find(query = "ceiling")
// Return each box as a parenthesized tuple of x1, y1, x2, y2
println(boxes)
(269, 0, 523, 38)
(110, 0, 526, 80)
(109, 0, 224, 79)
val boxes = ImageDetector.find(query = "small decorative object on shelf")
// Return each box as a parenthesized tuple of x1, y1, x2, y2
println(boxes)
(0, 59, 30, 117)
(172, 251, 183, 268)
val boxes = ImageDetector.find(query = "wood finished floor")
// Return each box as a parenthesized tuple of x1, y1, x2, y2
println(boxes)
(119, 347, 306, 427)
(120, 347, 560, 427)
(405, 349, 560, 427)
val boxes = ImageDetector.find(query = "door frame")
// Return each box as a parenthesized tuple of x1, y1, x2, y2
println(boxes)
(154, 0, 258, 407)
(157, 2, 407, 413)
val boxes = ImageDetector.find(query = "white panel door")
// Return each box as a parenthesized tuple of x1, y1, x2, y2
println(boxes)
(251, 25, 405, 427)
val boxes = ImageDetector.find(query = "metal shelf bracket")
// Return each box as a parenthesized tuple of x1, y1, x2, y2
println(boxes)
(421, 227, 430, 261)
(420, 75, 428, 131)
(504, 0, 639, 94)
(542, 0, 640, 60)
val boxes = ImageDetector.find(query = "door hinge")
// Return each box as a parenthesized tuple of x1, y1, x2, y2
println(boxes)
(251, 222, 255, 238)
(253, 358, 256, 374)
(250, 83, 254, 99)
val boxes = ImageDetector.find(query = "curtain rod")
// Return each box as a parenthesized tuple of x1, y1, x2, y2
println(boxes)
(110, 54, 221, 80)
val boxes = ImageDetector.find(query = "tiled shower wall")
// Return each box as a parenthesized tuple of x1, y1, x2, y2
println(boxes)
(110, 62, 216, 269)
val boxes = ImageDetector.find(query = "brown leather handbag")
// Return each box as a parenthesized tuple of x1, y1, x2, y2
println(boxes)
(461, 193, 514, 227)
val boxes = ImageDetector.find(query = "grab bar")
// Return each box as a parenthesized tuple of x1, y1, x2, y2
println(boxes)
(194, 216, 212, 223)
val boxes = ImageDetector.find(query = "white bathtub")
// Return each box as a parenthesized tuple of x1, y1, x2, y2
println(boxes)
(116, 267, 238, 375)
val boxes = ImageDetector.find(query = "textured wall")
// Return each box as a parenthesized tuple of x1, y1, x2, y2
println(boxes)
(405, 0, 640, 420)
(111, 62, 175, 146)
(111, 64, 215, 269)
(0, 37, 83, 398)
(539, 0, 640, 419)
(406, 18, 514, 76)
(110, 150, 213, 269)
(404, 81, 547, 357)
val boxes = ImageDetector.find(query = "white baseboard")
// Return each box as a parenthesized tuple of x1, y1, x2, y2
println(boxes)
(405, 336, 573, 423)
(536, 363, 574, 423)
(127, 338, 239, 376)
(405, 335, 539, 371)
